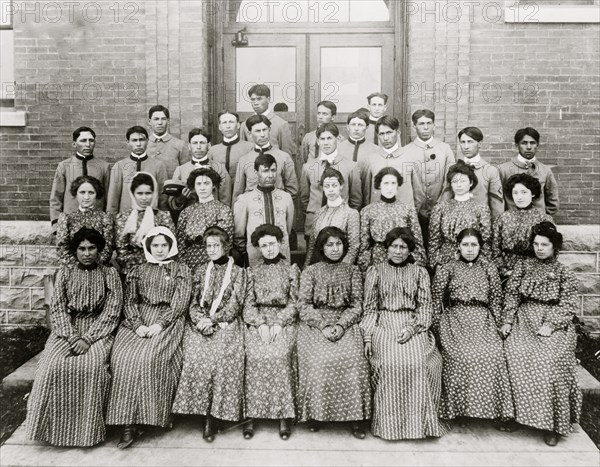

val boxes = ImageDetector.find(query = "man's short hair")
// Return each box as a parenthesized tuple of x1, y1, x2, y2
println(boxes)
(248, 84, 271, 98)
(148, 105, 170, 119)
(317, 100, 337, 116)
(411, 109, 435, 124)
(73, 126, 96, 141)
(458, 126, 484, 142)
(126, 126, 148, 140)
(375, 115, 400, 134)
(217, 110, 240, 123)
(514, 127, 540, 145)
(188, 128, 211, 143)
(347, 111, 369, 126)
(316, 122, 340, 138)
(367, 92, 389, 104)
(273, 103, 288, 112)
(246, 114, 272, 131)
(254, 153, 277, 171)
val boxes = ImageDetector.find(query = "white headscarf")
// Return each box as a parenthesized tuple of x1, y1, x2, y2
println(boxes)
(142, 226, 179, 265)
(122, 172, 159, 247)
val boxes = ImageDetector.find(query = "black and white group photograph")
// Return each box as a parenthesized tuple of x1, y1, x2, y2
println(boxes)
(0, 1, 599, 466)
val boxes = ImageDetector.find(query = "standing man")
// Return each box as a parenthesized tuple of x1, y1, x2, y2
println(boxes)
(169, 128, 231, 213)
(233, 115, 298, 202)
(443, 127, 504, 220)
(360, 116, 416, 206)
(401, 109, 455, 243)
(300, 101, 344, 162)
(146, 105, 191, 178)
(106, 126, 169, 213)
(240, 84, 296, 157)
(337, 111, 379, 163)
(206, 111, 254, 199)
(49, 127, 110, 231)
(233, 153, 295, 267)
(498, 127, 559, 216)
(364, 92, 388, 146)
(300, 123, 362, 239)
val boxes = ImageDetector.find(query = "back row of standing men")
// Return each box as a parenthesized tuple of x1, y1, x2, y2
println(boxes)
(49, 84, 560, 242)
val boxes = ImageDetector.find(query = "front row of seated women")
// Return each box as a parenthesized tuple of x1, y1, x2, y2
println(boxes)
(26, 219, 581, 449)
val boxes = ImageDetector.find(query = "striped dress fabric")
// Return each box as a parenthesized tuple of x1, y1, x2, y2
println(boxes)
(358, 199, 426, 272)
(172, 261, 246, 421)
(243, 260, 300, 419)
(26, 265, 123, 446)
(362, 261, 450, 440)
(296, 262, 372, 422)
(106, 261, 191, 427)
(55, 208, 115, 266)
(431, 259, 514, 421)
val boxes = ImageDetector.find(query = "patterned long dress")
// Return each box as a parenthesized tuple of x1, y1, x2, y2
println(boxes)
(428, 198, 491, 271)
(362, 260, 449, 440)
(176, 200, 235, 273)
(491, 206, 553, 277)
(172, 260, 246, 421)
(243, 259, 300, 419)
(55, 208, 115, 266)
(106, 261, 191, 427)
(297, 262, 371, 422)
(305, 202, 360, 265)
(503, 257, 582, 436)
(115, 209, 175, 273)
(358, 198, 426, 272)
(26, 265, 122, 446)
(431, 258, 513, 421)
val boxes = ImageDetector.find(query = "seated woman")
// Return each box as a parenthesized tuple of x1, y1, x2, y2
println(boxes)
(358, 167, 425, 272)
(115, 172, 175, 274)
(176, 168, 235, 273)
(305, 168, 360, 265)
(106, 226, 192, 449)
(172, 226, 246, 442)
(362, 227, 449, 440)
(297, 226, 371, 438)
(492, 174, 553, 279)
(243, 224, 300, 440)
(500, 221, 581, 446)
(431, 228, 513, 426)
(56, 175, 114, 266)
(429, 160, 491, 271)
(26, 228, 122, 446)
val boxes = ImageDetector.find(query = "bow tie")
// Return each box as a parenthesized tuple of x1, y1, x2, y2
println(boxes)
(192, 159, 209, 167)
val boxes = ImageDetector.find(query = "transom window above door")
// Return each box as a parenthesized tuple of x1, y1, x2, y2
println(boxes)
(233, 0, 390, 23)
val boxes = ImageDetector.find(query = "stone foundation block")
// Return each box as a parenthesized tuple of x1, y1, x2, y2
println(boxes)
(31, 288, 45, 311)
(6, 310, 46, 326)
(0, 288, 30, 310)
(0, 246, 24, 266)
(576, 274, 600, 294)
(10, 268, 57, 288)
(582, 295, 600, 317)
(24, 246, 57, 267)
(560, 253, 597, 273)
(0, 267, 9, 286)
(561, 225, 600, 252)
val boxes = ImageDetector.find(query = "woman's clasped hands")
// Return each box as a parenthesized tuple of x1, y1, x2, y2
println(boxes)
(135, 323, 163, 338)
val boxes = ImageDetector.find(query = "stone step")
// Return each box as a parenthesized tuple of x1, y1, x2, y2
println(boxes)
(1, 417, 598, 467)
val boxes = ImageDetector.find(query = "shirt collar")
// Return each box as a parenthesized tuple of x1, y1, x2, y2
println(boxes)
(152, 133, 171, 143)
(130, 152, 148, 160)
(348, 137, 366, 145)
(416, 137, 434, 147)
(517, 154, 536, 166)
(222, 135, 240, 143)
(320, 149, 338, 164)
(75, 152, 93, 161)
(464, 154, 482, 167)
(192, 156, 210, 166)
(327, 197, 344, 208)
(383, 142, 400, 155)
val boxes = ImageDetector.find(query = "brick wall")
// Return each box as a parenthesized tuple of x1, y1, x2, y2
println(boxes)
(406, 1, 600, 226)
(0, 0, 205, 221)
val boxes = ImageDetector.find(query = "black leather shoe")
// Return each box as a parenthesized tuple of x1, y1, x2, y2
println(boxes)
(243, 419, 255, 439)
(307, 420, 321, 432)
(279, 418, 292, 440)
(544, 431, 560, 446)
(351, 422, 366, 439)
(203, 416, 216, 442)
(117, 425, 136, 449)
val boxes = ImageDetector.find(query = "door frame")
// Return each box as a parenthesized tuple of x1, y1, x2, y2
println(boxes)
(208, 0, 408, 144)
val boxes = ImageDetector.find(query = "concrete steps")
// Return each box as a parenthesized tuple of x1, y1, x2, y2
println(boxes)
(1, 417, 598, 467)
